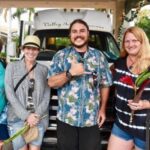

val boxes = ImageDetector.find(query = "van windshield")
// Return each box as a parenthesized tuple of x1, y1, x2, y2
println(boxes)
(35, 29, 119, 62)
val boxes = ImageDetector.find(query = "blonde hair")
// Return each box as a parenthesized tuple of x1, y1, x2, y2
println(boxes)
(120, 26, 150, 73)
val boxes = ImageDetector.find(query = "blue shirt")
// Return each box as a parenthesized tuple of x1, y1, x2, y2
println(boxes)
(0, 62, 7, 124)
(48, 46, 112, 127)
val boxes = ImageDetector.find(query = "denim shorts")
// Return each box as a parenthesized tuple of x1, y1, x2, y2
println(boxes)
(111, 123, 145, 150)
(8, 121, 45, 150)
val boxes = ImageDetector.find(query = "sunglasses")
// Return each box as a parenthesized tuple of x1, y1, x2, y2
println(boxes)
(26, 78, 35, 112)
(85, 71, 98, 88)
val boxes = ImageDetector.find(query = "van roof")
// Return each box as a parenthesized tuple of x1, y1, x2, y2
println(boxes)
(34, 9, 112, 32)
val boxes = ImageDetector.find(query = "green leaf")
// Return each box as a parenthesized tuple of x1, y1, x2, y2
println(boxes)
(3, 124, 29, 144)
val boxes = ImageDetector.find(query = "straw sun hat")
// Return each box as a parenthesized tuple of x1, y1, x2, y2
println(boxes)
(23, 35, 40, 49)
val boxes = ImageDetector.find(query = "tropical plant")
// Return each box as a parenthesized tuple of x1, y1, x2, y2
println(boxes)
(27, 8, 35, 22)
(26, 8, 35, 34)
(136, 9, 150, 40)
(12, 8, 35, 55)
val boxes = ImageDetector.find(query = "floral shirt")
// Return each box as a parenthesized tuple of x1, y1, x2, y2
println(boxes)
(48, 46, 112, 127)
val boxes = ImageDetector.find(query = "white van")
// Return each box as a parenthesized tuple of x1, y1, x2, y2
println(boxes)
(32, 9, 119, 66)
(33, 9, 112, 32)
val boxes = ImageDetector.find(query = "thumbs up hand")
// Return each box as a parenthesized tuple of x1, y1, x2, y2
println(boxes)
(69, 56, 84, 76)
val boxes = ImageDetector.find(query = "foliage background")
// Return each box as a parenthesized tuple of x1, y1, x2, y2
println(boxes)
(136, 9, 150, 40)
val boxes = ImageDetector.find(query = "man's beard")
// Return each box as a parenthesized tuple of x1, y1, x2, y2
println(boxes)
(71, 39, 89, 49)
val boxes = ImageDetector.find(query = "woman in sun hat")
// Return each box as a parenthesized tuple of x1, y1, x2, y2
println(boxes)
(5, 35, 50, 150)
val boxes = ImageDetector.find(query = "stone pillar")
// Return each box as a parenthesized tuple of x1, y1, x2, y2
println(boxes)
(115, 0, 125, 40)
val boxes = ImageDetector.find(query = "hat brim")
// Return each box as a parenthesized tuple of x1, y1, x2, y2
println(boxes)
(24, 44, 39, 49)
(23, 42, 40, 49)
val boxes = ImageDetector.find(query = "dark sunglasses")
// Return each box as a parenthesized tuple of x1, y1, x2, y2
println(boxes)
(26, 78, 35, 112)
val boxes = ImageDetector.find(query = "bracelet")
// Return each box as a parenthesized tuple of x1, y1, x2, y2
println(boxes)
(66, 70, 72, 80)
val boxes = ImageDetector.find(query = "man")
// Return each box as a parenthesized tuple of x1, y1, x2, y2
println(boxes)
(48, 19, 112, 150)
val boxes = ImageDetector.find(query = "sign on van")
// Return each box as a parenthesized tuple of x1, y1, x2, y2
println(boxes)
(34, 9, 112, 32)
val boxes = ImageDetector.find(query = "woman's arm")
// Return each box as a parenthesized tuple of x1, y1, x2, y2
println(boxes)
(35, 67, 50, 117)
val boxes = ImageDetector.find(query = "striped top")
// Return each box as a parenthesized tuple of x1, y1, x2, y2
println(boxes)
(114, 57, 150, 141)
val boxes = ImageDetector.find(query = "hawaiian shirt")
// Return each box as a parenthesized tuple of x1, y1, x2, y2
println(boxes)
(48, 46, 112, 127)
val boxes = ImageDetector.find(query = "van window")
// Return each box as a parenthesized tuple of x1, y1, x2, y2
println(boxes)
(35, 29, 119, 62)
(47, 37, 70, 50)
(106, 34, 119, 58)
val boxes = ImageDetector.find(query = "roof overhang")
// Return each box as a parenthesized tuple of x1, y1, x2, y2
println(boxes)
(0, 0, 117, 9)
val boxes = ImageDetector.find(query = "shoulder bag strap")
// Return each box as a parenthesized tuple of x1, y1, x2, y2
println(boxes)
(14, 63, 37, 92)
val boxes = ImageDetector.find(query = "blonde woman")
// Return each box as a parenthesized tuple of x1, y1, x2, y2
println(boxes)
(107, 27, 150, 150)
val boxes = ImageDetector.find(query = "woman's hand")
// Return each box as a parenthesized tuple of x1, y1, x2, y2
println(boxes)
(26, 113, 40, 127)
(128, 99, 150, 110)
(0, 141, 4, 150)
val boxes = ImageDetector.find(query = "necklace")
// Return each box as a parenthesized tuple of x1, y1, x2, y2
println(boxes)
(128, 56, 136, 70)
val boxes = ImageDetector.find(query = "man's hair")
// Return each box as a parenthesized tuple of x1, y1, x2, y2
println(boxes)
(69, 19, 89, 34)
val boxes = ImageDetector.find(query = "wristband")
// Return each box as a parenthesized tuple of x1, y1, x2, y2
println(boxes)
(66, 70, 72, 80)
